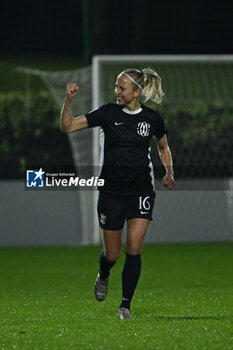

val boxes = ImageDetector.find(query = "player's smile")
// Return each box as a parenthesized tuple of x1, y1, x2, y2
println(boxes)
(115, 74, 141, 110)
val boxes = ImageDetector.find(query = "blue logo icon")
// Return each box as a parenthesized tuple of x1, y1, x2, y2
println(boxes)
(26, 168, 45, 187)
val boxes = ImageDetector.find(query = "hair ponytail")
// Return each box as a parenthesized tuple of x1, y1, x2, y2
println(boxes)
(142, 68, 164, 104)
(121, 68, 164, 104)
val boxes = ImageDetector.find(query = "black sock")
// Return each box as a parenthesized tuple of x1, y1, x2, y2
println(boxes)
(119, 253, 141, 310)
(99, 251, 116, 279)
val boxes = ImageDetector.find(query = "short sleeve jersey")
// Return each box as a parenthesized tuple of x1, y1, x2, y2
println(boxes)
(85, 103, 166, 193)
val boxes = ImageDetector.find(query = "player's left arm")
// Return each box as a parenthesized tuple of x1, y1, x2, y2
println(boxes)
(156, 135, 175, 190)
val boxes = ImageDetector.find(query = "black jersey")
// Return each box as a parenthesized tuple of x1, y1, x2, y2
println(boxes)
(85, 103, 166, 193)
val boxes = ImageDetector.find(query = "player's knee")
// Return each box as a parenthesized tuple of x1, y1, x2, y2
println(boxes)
(126, 242, 142, 255)
(105, 250, 121, 262)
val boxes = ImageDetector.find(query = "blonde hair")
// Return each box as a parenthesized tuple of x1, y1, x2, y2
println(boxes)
(121, 68, 164, 104)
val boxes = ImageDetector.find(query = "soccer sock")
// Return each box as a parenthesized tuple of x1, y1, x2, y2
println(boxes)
(99, 250, 116, 279)
(119, 253, 141, 310)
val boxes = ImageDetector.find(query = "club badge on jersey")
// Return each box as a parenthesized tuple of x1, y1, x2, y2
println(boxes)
(137, 122, 150, 137)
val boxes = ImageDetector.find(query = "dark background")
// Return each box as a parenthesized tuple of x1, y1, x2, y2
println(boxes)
(0, 0, 232, 179)
(0, 0, 232, 62)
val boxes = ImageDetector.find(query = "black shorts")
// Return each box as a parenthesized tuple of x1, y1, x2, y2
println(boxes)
(97, 191, 156, 230)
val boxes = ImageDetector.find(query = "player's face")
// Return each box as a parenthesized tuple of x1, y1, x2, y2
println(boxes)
(115, 74, 140, 107)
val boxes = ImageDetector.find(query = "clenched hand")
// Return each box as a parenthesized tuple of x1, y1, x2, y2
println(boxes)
(66, 83, 79, 100)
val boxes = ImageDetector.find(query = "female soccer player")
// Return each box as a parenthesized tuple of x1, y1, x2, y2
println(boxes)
(60, 68, 175, 319)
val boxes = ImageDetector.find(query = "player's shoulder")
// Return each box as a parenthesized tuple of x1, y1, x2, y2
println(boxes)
(102, 102, 120, 111)
(86, 103, 113, 114)
(141, 103, 163, 120)
(94, 102, 119, 113)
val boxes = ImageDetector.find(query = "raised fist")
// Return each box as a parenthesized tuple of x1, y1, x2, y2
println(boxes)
(66, 83, 79, 100)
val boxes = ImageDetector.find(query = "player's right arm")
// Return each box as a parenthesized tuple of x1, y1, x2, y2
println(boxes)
(60, 83, 88, 133)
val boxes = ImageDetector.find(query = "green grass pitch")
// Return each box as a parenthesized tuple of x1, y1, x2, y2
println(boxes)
(0, 243, 233, 350)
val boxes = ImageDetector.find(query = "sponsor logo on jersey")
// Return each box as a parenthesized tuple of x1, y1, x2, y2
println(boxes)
(115, 121, 125, 126)
(137, 122, 150, 137)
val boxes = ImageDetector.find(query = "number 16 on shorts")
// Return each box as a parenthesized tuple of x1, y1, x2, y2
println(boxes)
(138, 193, 155, 218)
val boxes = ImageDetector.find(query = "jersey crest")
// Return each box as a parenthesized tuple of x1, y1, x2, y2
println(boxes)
(137, 122, 150, 137)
